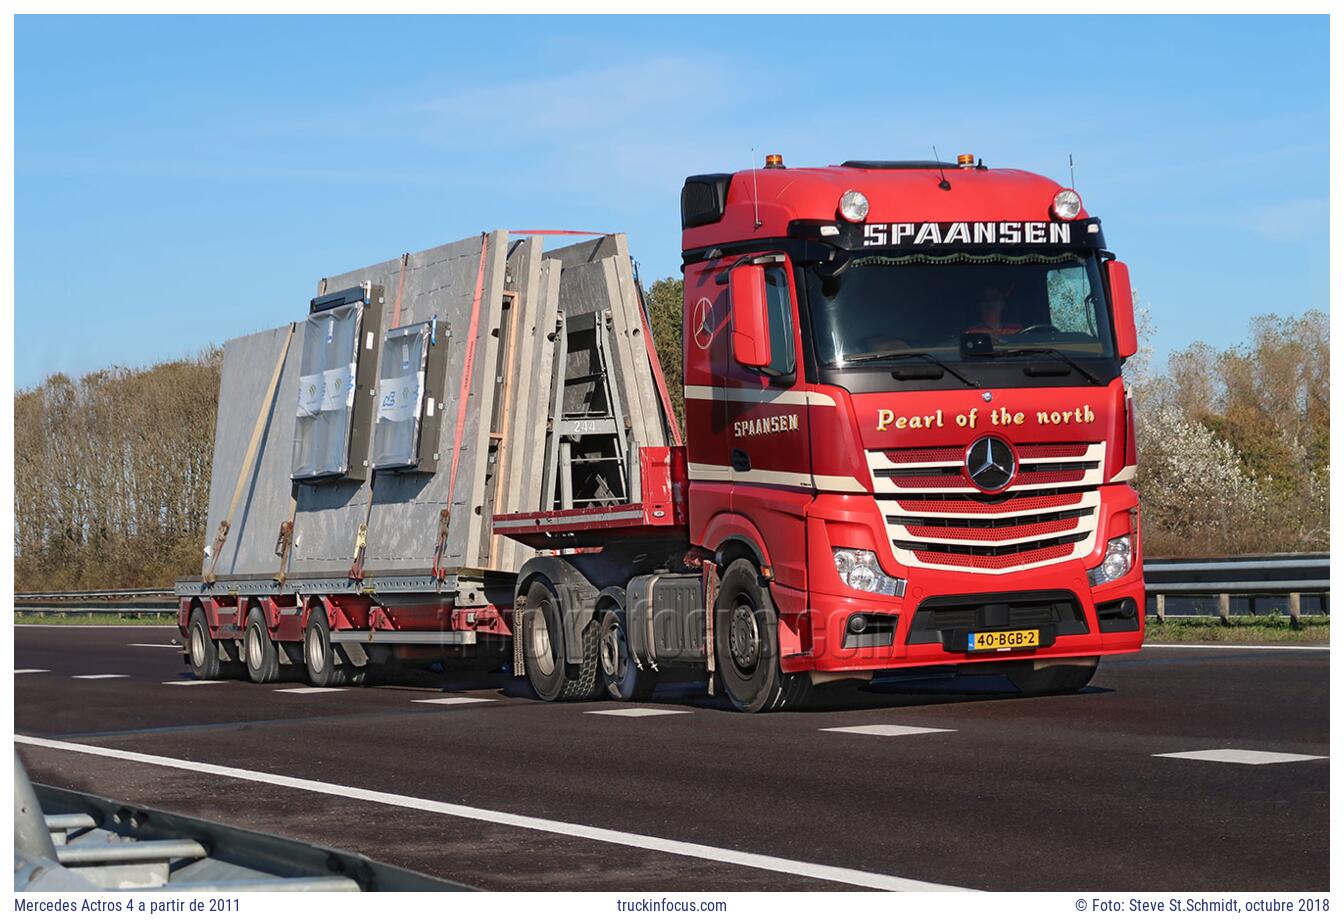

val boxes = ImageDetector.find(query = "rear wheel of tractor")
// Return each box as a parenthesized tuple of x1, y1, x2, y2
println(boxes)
(714, 558, 811, 713)
(522, 580, 601, 702)
(1005, 660, 1098, 695)
(188, 608, 222, 681)
(599, 607, 656, 702)
(243, 608, 281, 683)
(303, 609, 351, 688)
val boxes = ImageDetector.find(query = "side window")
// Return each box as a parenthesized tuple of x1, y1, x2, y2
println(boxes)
(1046, 264, 1099, 337)
(762, 265, 796, 377)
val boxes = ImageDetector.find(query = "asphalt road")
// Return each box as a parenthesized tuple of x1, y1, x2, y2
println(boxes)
(14, 625, 1329, 891)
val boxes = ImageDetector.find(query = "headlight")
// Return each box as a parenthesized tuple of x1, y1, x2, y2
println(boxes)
(832, 548, 905, 596)
(1088, 535, 1133, 586)
(1051, 188, 1082, 220)
(838, 189, 869, 223)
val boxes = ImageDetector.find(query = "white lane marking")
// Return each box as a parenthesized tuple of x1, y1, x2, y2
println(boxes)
(821, 725, 956, 737)
(131, 643, 182, 649)
(274, 687, 346, 694)
(1145, 644, 1328, 652)
(585, 708, 689, 718)
(71, 674, 129, 680)
(15, 734, 968, 892)
(1154, 749, 1327, 765)
(412, 697, 497, 705)
(163, 680, 226, 687)
(15, 669, 50, 675)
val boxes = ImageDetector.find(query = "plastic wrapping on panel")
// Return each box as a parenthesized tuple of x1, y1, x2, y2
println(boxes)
(373, 322, 431, 471)
(292, 289, 376, 482)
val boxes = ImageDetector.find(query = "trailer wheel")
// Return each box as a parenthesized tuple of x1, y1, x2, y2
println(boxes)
(188, 608, 223, 681)
(243, 608, 281, 683)
(1004, 660, 1098, 695)
(714, 558, 810, 713)
(303, 610, 351, 688)
(599, 607, 655, 702)
(522, 579, 601, 702)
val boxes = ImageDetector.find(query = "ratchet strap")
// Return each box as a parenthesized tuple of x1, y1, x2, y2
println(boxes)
(432, 233, 490, 581)
(205, 322, 295, 584)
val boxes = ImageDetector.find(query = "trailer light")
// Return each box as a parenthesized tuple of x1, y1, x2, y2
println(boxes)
(1087, 535, 1133, 587)
(832, 548, 905, 596)
(765, 153, 785, 169)
(1051, 188, 1083, 220)
(838, 189, 869, 223)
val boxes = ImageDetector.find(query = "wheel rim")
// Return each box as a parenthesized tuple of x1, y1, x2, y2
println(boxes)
(307, 625, 326, 673)
(190, 623, 205, 667)
(600, 621, 627, 683)
(247, 625, 264, 670)
(529, 604, 556, 677)
(728, 599, 761, 675)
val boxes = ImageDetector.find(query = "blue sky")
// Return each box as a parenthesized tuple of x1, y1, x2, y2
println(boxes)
(15, 14, 1329, 389)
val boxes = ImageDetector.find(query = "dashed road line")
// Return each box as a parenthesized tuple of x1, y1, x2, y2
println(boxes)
(274, 687, 346, 694)
(15, 669, 50, 675)
(821, 725, 956, 737)
(163, 680, 226, 687)
(585, 708, 689, 718)
(15, 734, 970, 891)
(1153, 749, 1327, 765)
(130, 643, 182, 649)
(71, 674, 129, 680)
(412, 696, 497, 705)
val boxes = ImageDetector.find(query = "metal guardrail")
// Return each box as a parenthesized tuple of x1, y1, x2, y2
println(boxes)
(15, 556, 1331, 626)
(1144, 554, 1329, 625)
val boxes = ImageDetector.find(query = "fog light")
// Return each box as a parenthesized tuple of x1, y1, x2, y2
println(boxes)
(832, 548, 905, 596)
(1051, 188, 1083, 220)
(1088, 535, 1133, 586)
(838, 189, 869, 223)
(848, 614, 869, 634)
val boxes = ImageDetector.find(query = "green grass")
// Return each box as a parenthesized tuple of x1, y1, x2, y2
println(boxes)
(1145, 614, 1329, 644)
(15, 613, 177, 626)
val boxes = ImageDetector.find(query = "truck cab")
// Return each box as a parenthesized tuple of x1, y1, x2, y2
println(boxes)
(679, 156, 1144, 706)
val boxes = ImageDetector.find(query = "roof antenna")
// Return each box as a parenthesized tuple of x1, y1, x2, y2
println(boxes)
(750, 146, 762, 229)
(932, 145, 951, 191)
(1068, 153, 1076, 189)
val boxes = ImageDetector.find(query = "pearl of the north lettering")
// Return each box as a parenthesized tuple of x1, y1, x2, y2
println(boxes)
(876, 404, 1095, 432)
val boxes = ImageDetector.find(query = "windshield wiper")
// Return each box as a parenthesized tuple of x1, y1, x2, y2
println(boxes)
(843, 351, 981, 388)
(990, 347, 1105, 386)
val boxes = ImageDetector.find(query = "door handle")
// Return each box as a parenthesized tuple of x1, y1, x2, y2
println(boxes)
(731, 449, 751, 472)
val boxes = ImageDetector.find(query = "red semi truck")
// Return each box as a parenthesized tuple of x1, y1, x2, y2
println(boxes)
(181, 155, 1144, 712)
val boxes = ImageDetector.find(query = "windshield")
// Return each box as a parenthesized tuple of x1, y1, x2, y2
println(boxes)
(805, 252, 1114, 367)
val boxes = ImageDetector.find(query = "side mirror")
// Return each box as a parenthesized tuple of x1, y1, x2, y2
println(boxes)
(729, 264, 771, 368)
(1107, 260, 1138, 359)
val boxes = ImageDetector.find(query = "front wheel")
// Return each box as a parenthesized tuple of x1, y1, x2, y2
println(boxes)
(714, 559, 810, 713)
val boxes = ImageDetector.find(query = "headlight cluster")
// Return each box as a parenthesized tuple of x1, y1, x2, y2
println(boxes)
(832, 548, 905, 597)
(1088, 535, 1133, 586)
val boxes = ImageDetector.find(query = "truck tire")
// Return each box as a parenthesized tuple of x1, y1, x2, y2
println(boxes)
(599, 607, 656, 702)
(714, 558, 810, 713)
(303, 609, 352, 688)
(522, 579, 601, 702)
(243, 608, 281, 684)
(1005, 660, 1097, 695)
(187, 607, 222, 681)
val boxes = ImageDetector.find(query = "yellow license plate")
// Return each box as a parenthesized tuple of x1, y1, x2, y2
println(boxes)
(967, 628, 1039, 652)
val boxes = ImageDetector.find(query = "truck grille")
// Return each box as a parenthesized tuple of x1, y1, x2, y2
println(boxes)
(868, 441, 1105, 575)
